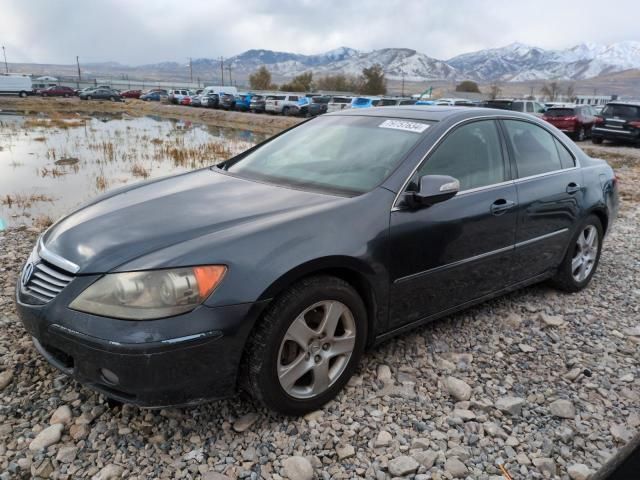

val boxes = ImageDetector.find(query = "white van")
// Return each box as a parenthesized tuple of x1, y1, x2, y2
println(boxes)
(201, 85, 238, 96)
(0, 74, 32, 97)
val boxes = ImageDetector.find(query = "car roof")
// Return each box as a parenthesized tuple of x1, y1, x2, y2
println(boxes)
(606, 101, 640, 107)
(327, 105, 542, 123)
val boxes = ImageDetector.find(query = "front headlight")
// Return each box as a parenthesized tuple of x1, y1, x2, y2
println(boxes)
(69, 266, 226, 320)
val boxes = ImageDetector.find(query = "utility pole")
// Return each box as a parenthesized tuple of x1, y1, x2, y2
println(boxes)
(227, 65, 232, 87)
(401, 70, 405, 97)
(189, 57, 193, 83)
(220, 57, 224, 86)
(2, 46, 8, 74)
(76, 56, 81, 85)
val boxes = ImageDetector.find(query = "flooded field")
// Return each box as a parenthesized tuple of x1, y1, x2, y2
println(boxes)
(0, 112, 268, 229)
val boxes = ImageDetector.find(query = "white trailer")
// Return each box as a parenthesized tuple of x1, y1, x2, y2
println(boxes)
(0, 74, 32, 97)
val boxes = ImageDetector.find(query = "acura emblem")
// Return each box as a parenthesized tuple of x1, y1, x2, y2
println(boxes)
(21, 262, 34, 287)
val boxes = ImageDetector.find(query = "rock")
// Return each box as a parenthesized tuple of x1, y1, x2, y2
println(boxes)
(92, 464, 124, 480)
(518, 343, 536, 353)
(504, 312, 523, 327)
(0, 370, 13, 390)
(445, 376, 472, 401)
(203, 474, 232, 480)
(56, 445, 78, 463)
(414, 450, 438, 469)
(452, 409, 476, 421)
(50, 405, 72, 425)
(564, 368, 583, 381)
(444, 457, 468, 478)
(377, 364, 392, 382)
(411, 438, 430, 450)
(282, 456, 313, 480)
(549, 399, 576, 419)
(336, 444, 355, 460)
(539, 313, 565, 327)
(619, 373, 634, 382)
(233, 413, 259, 432)
(516, 452, 531, 465)
(29, 424, 63, 451)
(374, 430, 392, 447)
(610, 424, 634, 443)
(533, 457, 556, 477)
(33, 459, 54, 478)
(303, 410, 323, 422)
(388, 456, 419, 476)
(495, 396, 526, 416)
(568, 463, 593, 480)
(623, 326, 640, 336)
(69, 423, 89, 440)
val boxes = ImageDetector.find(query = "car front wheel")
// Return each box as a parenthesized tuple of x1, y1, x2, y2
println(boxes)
(551, 215, 603, 292)
(243, 276, 367, 415)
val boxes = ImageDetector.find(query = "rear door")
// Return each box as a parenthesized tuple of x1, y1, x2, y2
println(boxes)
(389, 119, 517, 328)
(501, 119, 582, 282)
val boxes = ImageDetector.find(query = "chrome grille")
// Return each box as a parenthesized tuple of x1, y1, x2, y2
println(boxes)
(24, 260, 74, 302)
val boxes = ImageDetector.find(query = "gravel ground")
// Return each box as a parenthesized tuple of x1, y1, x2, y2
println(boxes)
(1, 151, 639, 480)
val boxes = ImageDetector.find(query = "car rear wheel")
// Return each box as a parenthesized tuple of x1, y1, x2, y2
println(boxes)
(551, 215, 603, 292)
(282, 106, 290, 116)
(592, 137, 603, 144)
(19, 91, 27, 98)
(109, 96, 116, 102)
(86, 95, 92, 100)
(243, 275, 367, 415)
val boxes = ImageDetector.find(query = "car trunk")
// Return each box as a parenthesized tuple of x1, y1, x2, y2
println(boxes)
(600, 104, 640, 134)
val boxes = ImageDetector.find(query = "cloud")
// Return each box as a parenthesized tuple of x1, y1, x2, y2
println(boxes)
(2, 0, 639, 65)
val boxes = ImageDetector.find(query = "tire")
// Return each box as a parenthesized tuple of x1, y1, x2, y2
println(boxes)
(42, 93, 48, 97)
(19, 91, 27, 98)
(592, 137, 603, 145)
(550, 215, 603, 292)
(282, 107, 290, 116)
(86, 95, 92, 100)
(63, 93, 69, 98)
(243, 275, 367, 416)
(109, 96, 115, 102)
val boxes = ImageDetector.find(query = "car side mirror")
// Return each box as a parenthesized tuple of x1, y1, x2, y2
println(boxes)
(405, 175, 460, 208)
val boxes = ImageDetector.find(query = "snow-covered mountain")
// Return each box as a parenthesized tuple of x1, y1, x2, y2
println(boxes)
(135, 41, 640, 82)
(447, 41, 640, 81)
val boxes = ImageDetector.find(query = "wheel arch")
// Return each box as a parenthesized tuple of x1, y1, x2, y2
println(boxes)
(257, 256, 382, 347)
(588, 206, 609, 236)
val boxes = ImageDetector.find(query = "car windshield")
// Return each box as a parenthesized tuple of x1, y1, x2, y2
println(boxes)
(546, 108, 575, 117)
(225, 116, 432, 194)
(602, 104, 640, 119)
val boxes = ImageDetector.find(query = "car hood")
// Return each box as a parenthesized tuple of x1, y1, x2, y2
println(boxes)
(42, 169, 341, 274)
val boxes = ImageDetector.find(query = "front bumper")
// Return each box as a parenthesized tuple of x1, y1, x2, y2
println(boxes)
(16, 280, 268, 407)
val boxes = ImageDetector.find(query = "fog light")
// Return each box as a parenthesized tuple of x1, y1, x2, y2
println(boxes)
(100, 368, 119, 386)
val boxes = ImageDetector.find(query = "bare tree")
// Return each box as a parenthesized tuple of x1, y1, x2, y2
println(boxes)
(565, 83, 576, 102)
(541, 81, 561, 101)
(487, 83, 502, 100)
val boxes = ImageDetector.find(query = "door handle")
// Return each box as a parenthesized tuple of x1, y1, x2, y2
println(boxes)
(566, 182, 581, 194)
(490, 198, 516, 216)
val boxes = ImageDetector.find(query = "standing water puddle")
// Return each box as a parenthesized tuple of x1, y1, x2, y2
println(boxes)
(0, 112, 267, 228)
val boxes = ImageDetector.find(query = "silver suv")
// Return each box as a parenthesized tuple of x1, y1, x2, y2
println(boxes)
(265, 94, 302, 115)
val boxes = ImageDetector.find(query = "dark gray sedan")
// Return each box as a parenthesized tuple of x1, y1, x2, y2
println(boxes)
(16, 107, 618, 415)
(79, 88, 122, 101)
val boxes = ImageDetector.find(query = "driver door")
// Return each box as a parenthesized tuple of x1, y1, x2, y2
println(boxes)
(388, 119, 518, 329)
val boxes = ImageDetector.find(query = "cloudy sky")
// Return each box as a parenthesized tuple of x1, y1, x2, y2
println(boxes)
(2, 0, 639, 65)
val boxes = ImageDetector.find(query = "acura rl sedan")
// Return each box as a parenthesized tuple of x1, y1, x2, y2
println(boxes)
(16, 107, 618, 415)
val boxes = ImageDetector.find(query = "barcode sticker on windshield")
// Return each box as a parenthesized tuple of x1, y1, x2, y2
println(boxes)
(379, 119, 429, 133)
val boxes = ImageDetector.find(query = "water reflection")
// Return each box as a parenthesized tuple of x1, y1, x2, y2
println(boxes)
(0, 113, 268, 227)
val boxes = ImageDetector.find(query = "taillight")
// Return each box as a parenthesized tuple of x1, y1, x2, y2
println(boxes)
(629, 121, 640, 128)
(542, 115, 549, 120)
(595, 116, 604, 124)
(565, 116, 578, 121)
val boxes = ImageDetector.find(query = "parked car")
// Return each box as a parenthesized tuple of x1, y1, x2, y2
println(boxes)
(435, 98, 475, 107)
(484, 99, 546, 117)
(219, 93, 236, 110)
(542, 105, 597, 141)
(265, 94, 304, 115)
(234, 93, 256, 112)
(139, 91, 168, 101)
(168, 89, 191, 104)
(79, 89, 122, 101)
(0, 74, 33, 97)
(308, 95, 330, 116)
(200, 93, 219, 108)
(180, 96, 192, 106)
(190, 95, 202, 107)
(40, 86, 76, 97)
(15, 107, 618, 415)
(592, 102, 640, 145)
(249, 95, 266, 113)
(351, 97, 380, 108)
(119, 90, 142, 99)
(326, 96, 353, 113)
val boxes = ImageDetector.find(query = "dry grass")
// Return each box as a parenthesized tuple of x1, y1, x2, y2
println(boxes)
(33, 136, 47, 142)
(131, 163, 150, 178)
(33, 215, 54, 229)
(95, 175, 108, 191)
(2, 193, 54, 208)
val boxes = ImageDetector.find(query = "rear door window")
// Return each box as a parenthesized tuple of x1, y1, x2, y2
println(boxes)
(554, 138, 575, 169)
(502, 120, 563, 178)
(526, 102, 534, 113)
(288, 96, 298, 101)
(512, 101, 525, 112)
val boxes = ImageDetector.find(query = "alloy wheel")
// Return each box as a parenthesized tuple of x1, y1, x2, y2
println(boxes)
(571, 225, 598, 282)
(277, 300, 356, 399)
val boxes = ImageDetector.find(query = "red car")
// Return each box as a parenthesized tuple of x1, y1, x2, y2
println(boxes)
(542, 105, 598, 141)
(40, 86, 76, 98)
(180, 96, 192, 106)
(120, 90, 142, 99)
